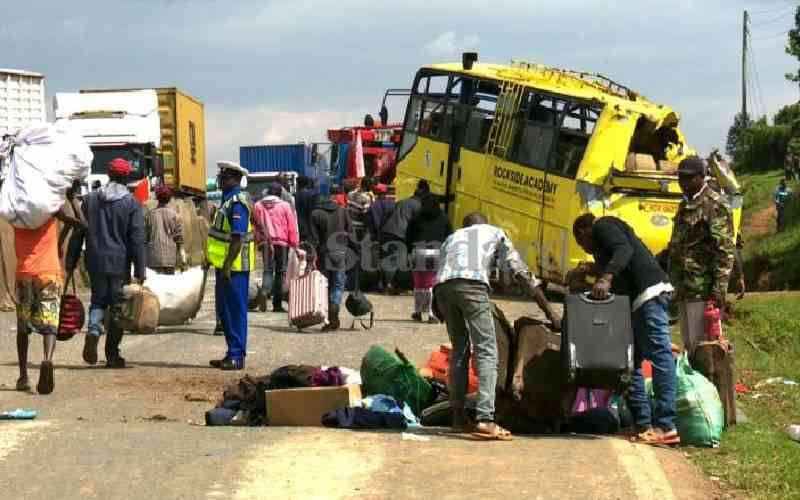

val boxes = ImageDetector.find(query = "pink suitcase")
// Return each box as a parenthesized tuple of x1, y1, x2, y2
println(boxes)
(288, 270, 328, 330)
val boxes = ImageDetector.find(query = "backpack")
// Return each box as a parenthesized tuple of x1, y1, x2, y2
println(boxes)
(345, 261, 374, 329)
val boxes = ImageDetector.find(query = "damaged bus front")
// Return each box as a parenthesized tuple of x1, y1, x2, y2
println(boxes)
(394, 55, 741, 284)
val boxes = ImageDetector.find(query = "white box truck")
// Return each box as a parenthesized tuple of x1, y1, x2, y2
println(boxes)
(0, 69, 46, 136)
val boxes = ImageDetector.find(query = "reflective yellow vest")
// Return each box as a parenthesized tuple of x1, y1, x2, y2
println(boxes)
(207, 192, 256, 272)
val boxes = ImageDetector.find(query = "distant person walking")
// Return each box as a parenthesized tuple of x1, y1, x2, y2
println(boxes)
(146, 186, 184, 275)
(379, 180, 430, 294)
(774, 178, 793, 232)
(310, 191, 354, 331)
(408, 194, 452, 323)
(367, 184, 395, 291)
(294, 176, 317, 242)
(73, 158, 147, 369)
(253, 182, 299, 313)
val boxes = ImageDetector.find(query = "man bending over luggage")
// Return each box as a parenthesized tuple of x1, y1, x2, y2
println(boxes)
(435, 212, 561, 441)
(573, 213, 678, 446)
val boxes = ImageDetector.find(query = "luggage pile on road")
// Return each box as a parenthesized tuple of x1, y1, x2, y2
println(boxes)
(203, 298, 728, 448)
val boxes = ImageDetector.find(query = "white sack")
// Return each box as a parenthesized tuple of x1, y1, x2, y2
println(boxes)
(145, 267, 205, 326)
(0, 124, 93, 229)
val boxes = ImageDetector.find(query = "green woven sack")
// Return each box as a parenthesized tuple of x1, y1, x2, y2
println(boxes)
(645, 354, 724, 447)
(360, 345, 433, 416)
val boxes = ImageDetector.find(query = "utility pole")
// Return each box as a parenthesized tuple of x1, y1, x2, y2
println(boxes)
(742, 10, 749, 120)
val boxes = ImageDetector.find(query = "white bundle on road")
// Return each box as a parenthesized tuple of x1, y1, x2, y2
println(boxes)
(0, 124, 93, 229)
(145, 267, 206, 326)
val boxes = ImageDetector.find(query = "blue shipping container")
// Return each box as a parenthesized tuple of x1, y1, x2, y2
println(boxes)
(239, 144, 308, 175)
(239, 143, 332, 196)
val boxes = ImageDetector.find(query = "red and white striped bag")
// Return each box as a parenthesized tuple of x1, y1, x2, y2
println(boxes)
(288, 269, 328, 330)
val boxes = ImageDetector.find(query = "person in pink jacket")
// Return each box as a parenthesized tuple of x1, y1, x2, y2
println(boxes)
(254, 182, 299, 312)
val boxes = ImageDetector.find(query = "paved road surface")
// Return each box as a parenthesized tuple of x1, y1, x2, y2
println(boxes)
(0, 285, 718, 499)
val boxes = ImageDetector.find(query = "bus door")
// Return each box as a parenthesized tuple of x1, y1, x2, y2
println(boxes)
(539, 99, 604, 282)
(395, 73, 452, 199)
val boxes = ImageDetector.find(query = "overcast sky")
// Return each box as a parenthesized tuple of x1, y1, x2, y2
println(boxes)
(4, 0, 799, 175)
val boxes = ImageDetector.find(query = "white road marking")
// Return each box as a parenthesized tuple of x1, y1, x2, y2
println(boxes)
(610, 438, 676, 500)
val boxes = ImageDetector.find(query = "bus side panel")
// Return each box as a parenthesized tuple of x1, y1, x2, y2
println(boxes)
(540, 176, 590, 283)
(395, 137, 449, 199)
(449, 148, 488, 229)
(607, 194, 678, 257)
(480, 157, 546, 276)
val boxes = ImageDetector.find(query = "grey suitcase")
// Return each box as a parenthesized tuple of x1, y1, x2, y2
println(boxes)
(563, 293, 634, 390)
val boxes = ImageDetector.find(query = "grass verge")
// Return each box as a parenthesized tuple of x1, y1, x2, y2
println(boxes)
(688, 293, 800, 500)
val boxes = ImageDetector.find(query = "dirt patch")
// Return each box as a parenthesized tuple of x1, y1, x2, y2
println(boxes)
(744, 205, 775, 244)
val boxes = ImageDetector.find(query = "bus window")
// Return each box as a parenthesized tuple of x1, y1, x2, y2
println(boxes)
(398, 97, 424, 159)
(420, 100, 449, 139)
(549, 102, 602, 178)
(462, 91, 497, 152)
(511, 92, 559, 169)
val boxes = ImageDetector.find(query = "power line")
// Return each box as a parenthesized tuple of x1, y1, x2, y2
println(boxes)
(749, 2, 797, 17)
(751, 9, 794, 28)
(748, 42, 768, 119)
(751, 29, 790, 41)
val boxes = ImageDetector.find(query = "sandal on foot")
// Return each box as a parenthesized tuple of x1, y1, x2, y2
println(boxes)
(37, 361, 54, 395)
(471, 421, 513, 441)
(16, 377, 31, 392)
(631, 428, 680, 446)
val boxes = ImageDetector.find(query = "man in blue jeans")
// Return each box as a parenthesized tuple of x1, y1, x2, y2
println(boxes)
(573, 213, 678, 446)
(310, 192, 354, 331)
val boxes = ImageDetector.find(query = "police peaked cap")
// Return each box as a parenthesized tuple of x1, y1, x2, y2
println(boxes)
(217, 160, 249, 177)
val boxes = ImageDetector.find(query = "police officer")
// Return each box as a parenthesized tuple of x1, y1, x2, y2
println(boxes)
(669, 157, 735, 353)
(208, 161, 256, 370)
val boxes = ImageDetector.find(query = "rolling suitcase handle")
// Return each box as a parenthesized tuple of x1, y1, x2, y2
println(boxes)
(578, 291, 616, 305)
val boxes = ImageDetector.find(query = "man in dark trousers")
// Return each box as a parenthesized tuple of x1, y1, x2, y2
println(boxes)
(72, 158, 146, 368)
(207, 161, 255, 370)
(573, 213, 677, 446)
(310, 191, 354, 331)
(379, 179, 429, 293)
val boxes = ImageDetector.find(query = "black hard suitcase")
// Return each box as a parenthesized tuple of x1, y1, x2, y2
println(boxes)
(563, 293, 634, 390)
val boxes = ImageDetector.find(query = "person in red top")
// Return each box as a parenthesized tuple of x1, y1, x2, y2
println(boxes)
(14, 205, 79, 394)
(330, 184, 348, 208)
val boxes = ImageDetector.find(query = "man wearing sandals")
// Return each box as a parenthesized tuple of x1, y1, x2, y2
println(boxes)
(572, 213, 678, 446)
(434, 212, 562, 440)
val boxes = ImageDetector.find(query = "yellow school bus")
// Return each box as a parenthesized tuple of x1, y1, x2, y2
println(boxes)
(394, 56, 741, 285)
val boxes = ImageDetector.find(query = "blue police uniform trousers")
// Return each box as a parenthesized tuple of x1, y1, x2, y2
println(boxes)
(215, 269, 249, 361)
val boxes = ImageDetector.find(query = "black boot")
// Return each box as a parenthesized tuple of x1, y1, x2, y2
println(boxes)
(321, 304, 340, 332)
(105, 323, 126, 368)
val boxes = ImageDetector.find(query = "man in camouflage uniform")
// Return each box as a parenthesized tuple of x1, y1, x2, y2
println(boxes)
(669, 157, 735, 352)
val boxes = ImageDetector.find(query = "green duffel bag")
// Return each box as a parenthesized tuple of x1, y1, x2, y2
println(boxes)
(360, 345, 433, 416)
(646, 353, 724, 447)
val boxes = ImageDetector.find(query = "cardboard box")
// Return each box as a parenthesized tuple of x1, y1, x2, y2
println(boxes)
(265, 385, 362, 426)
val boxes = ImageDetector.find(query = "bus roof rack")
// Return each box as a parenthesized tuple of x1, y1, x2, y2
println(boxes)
(509, 60, 638, 101)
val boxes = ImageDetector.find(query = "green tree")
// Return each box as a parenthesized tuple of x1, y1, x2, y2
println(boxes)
(774, 103, 800, 126)
(786, 6, 800, 86)
(734, 120, 791, 172)
(726, 111, 751, 158)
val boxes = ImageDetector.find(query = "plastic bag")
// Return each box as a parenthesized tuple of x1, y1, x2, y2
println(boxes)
(648, 354, 724, 447)
(360, 345, 433, 416)
(144, 267, 205, 326)
(0, 125, 92, 229)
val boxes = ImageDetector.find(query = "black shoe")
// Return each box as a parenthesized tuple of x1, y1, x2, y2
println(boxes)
(213, 324, 224, 336)
(411, 312, 422, 322)
(219, 358, 245, 371)
(209, 357, 229, 368)
(273, 305, 286, 313)
(427, 316, 439, 324)
(37, 361, 54, 395)
(83, 335, 99, 365)
(321, 304, 340, 332)
(106, 357, 126, 369)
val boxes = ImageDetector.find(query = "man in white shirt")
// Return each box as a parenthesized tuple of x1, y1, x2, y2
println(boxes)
(434, 212, 561, 441)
